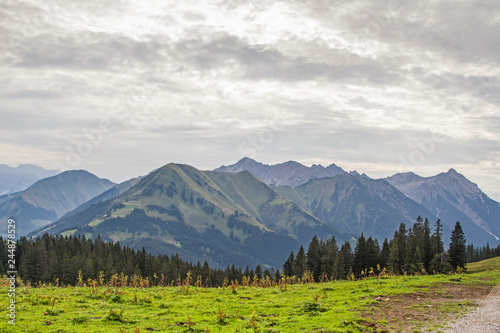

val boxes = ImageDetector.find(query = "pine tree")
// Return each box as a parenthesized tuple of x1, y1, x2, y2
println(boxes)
(431, 219, 444, 255)
(379, 238, 390, 269)
(422, 218, 432, 271)
(448, 222, 466, 271)
(332, 250, 345, 280)
(255, 265, 262, 280)
(306, 235, 322, 281)
(320, 236, 338, 279)
(365, 237, 380, 270)
(413, 246, 423, 273)
(353, 233, 368, 275)
(387, 224, 407, 274)
(293, 245, 307, 278)
(283, 251, 294, 277)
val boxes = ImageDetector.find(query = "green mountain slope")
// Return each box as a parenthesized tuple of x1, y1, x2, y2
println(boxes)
(0, 170, 115, 236)
(274, 173, 439, 242)
(39, 164, 343, 267)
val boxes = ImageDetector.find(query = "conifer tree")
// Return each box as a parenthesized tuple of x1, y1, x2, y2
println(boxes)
(413, 246, 423, 273)
(306, 235, 322, 281)
(293, 245, 307, 278)
(255, 264, 262, 280)
(320, 236, 338, 278)
(353, 233, 368, 275)
(283, 251, 294, 277)
(422, 218, 432, 271)
(448, 221, 466, 271)
(431, 219, 444, 255)
(332, 250, 345, 280)
(365, 237, 380, 270)
(379, 238, 390, 269)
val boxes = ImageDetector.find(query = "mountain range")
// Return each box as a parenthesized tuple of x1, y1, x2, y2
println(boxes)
(386, 170, 500, 244)
(0, 170, 114, 236)
(32, 164, 342, 267)
(0, 164, 59, 195)
(6, 157, 499, 268)
(273, 173, 441, 242)
(215, 157, 345, 187)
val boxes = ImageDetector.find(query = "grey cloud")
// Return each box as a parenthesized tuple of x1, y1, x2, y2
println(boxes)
(16, 32, 168, 70)
(1, 0, 499, 200)
(0, 90, 61, 99)
(171, 32, 401, 84)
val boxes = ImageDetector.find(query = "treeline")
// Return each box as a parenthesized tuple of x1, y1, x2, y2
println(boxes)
(467, 243, 500, 263)
(283, 218, 472, 281)
(1, 217, 499, 287)
(0, 234, 279, 287)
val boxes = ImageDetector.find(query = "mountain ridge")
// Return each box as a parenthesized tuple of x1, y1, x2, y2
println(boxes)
(35, 163, 344, 268)
(0, 164, 60, 195)
(215, 157, 346, 187)
(0, 170, 115, 236)
(386, 169, 500, 245)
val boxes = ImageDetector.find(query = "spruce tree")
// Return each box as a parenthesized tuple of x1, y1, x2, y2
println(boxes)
(422, 218, 432, 271)
(379, 238, 390, 269)
(293, 245, 307, 278)
(283, 251, 294, 277)
(353, 233, 368, 275)
(365, 237, 380, 270)
(320, 236, 338, 279)
(448, 222, 466, 271)
(306, 235, 322, 281)
(431, 219, 444, 255)
(413, 246, 423, 273)
(332, 250, 345, 280)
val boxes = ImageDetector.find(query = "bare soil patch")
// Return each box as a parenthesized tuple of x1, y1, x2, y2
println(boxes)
(361, 282, 493, 332)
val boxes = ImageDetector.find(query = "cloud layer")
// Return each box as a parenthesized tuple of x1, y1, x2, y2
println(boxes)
(1, 0, 499, 200)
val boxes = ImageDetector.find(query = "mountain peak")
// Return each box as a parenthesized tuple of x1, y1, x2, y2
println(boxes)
(238, 157, 260, 165)
(215, 158, 346, 187)
(0, 164, 60, 195)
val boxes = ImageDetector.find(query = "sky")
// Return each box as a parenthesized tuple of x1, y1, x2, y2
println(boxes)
(1, 0, 500, 201)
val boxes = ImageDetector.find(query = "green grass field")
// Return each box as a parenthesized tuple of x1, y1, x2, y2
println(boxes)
(466, 256, 500, 273)
(1, 268, 499, 333)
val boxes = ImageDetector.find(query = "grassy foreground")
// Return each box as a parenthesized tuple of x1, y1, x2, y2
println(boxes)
(1, 269, 499, 333)
(466, 256, 500, 273)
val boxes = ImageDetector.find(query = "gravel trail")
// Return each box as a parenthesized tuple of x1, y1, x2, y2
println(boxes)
(444, 285, 500, 333)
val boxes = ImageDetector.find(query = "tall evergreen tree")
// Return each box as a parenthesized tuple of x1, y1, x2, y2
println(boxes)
(320, 236, 338, 279)
(448, 222, 466, 271)
(332, 250, 345, 280)
(387, 224, 407, 274)
(293, 245, 307, 278)
(412, 246, 423, 273)
(379, 238, 390, 269)
(422, 218, 432, 271)
(282, 251, 294, 277)
(353, 233, 368, 275)
(306, 235, 322, 281)
(431, 219, 444, 255)
(365, 237, 380, 270)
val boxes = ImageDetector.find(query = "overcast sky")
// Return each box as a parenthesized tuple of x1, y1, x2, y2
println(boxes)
(1, 0, 500, 200)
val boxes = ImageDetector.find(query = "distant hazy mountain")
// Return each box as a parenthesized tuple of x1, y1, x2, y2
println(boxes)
(214, 157, 345, 187)
(386, 169, 500, 245)
(274, 173, 441, 242)
(36, 163, 344, 268)
(0, 170, 115, 236)
(0, 164, 60, 195)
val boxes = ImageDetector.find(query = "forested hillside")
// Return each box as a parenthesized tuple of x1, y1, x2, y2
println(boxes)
(3, 217, 498, 287)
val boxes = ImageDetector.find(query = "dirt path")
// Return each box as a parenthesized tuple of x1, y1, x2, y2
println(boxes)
(444, 285, 500, 333)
